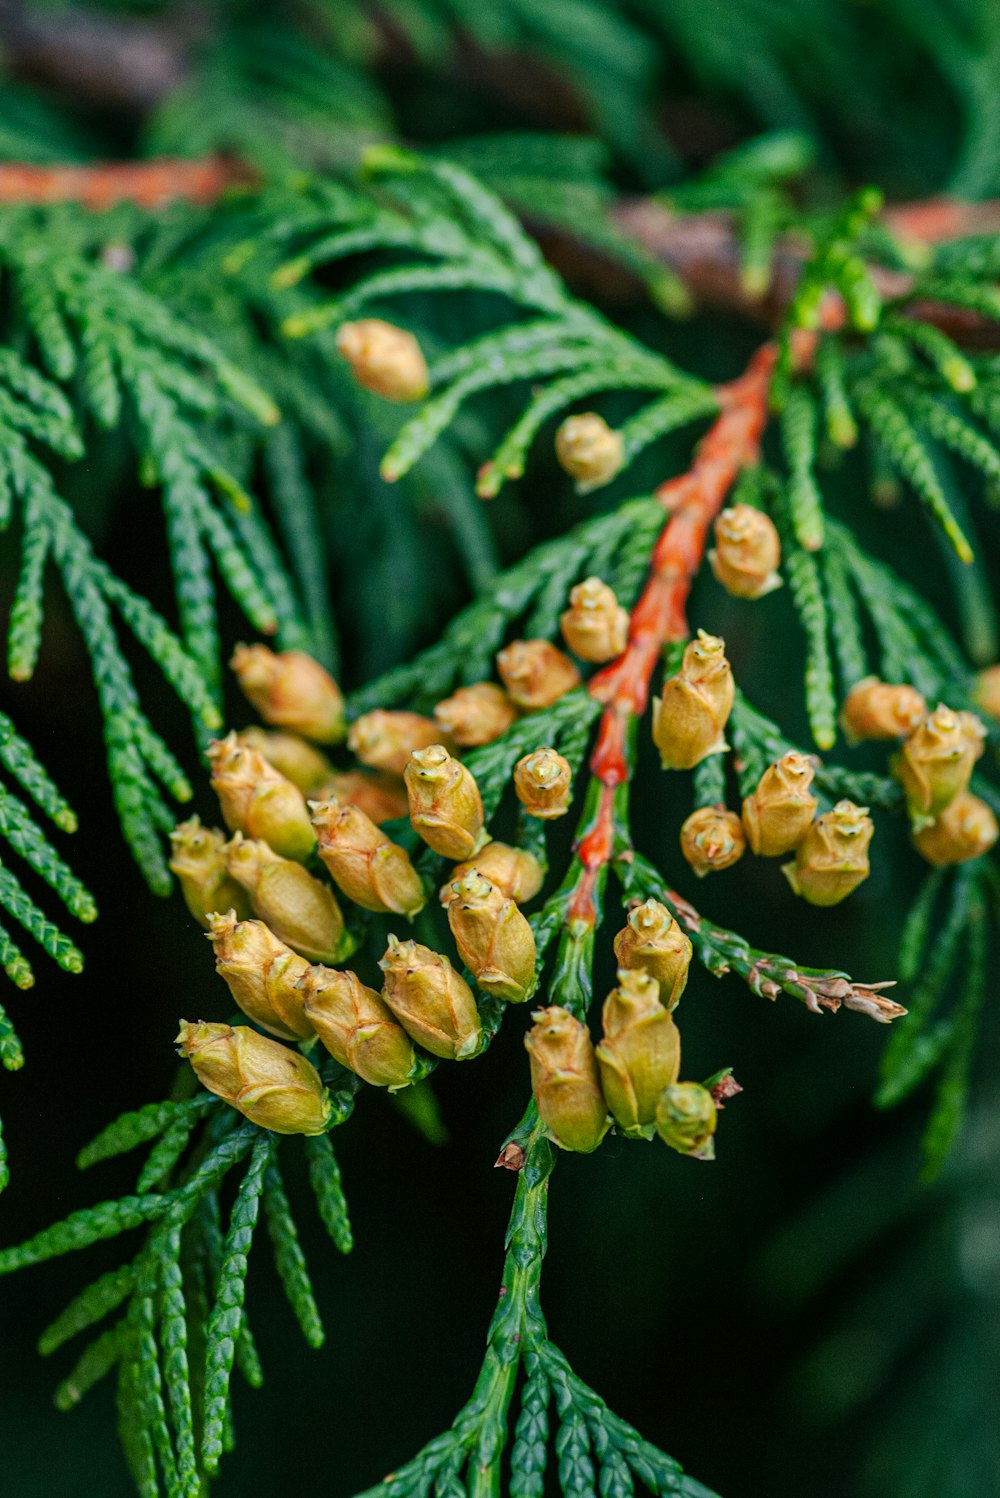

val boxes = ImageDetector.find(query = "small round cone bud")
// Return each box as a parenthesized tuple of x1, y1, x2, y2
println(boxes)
(655, 1082, 717, 1160)
(231, 644, 344, 743)
(225, 834, 346, 963)
(708, 505, 782, 600)
(234, 728, 332, 793)
(442, 841, 545, 906)
(554, 413, 623, 490)
(839, 677, 926, 744)
(782, 799, 873, 906)
(317, 770, 409, 826)
(297, 966, 417, 1089)
(348, 710, 446, 777)
(310, 799, 425, 918)
(513, 747, 572, 820)
(912, 791, 999, 866)
(612, 899, 692, 1010)
(680, 806, 746, 877)
(742, 751, 818, 857)
(176, 1021, 331, 1135)
(335, 319, 428, 403)
(496, 640, 581, 712)
(652, 630, 734, 771)
(378, 935, 481, 1060)
(433, 683, 518, 747)
(206, 910, 313, 1041)
(559, 577, 629, 663)
(169, 817, 252, 928)
(892, 705, 984, 828)
(525, 1006, 609, 1153)
(596, 969, 681, 1134)
(444, 868, 537, 1004)
(974, 663, 1000, 722)
(405, 744, 487, 860)
(207, 733, 316, 862)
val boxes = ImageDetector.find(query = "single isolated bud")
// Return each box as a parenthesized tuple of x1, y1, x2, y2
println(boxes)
(168, 817, 252, 928)
(612, 899, 692, 1010)
(445, 869, 537, 1004)
(378, 934, 481, 1060)
(297, 966, 416, 1089)
(405, 744, 487, 860)
(318, 770, 409, 826)
(225, 834, 346, 963)
(348, 710, 445, 777)
(176, 1021, 331, 1135)
(442, 841, 545, 906)
(680, 806, 746, 878)
(496, 640, 581, 712)
(206, 910, 313, 1041)
(231, 644, 344, 743)
(911, 791, 999, 867)
(708, 504, 782, 600)
(207, 733, 316, 862)
(741, 751, 818, 857)
(782, 799, 874, 906)
(335, 318, 428, 403)
(974, 663, 1000, 722)
(513, 747, 573, 820)
(554, 413, 623, 490)
(433, 683, 518, 747)
(655, 1082, 717, 1160)
(839, 677, 926, 744)
(652, 630, 734, 770)
(234, 727, 332, 793)
(310, 799, 425, 918)
(893, 705, 984, 828)
(596, 969, 681, 1134)
(559, 577, 629, 663)
(525, 1006, 610, 1153)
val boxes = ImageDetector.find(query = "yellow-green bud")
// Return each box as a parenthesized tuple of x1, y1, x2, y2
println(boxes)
(612, 899, 692, 1010)
(596, 969, 681, 1134)
(782, 799, 874, 906)
(525, 1006, 610, 1153)
(443, 841, 545, 906)
(554, 413, 623, 490)
(206, 910, 313, 1041)
(655, 1082, 717, 1160)
(231, 644, 344, 743)
(680, 805, 746, 877)
(207, 732, 316, 861)
(513, 747, 572, 820)
(708, 504, 782, 600)
(496, 639, 581, 712)
(405, 744, 487, 860)
(234, 727, 333, 793)
(225, 834, 346, 963)
(652, 630, 734, 770)
(911, 791, 999, 866)
(310, 799, 425, 918)
(378, 934, 482, 1060)
(317, 770, 410, 826)
(444, 868, 537, 1004)
(892, 704, 985, 828)
(168, 817, 252, 928)
(433, 683, 518, 747)
(297, 966, 417, 1089)
(741, 751, 818, 857)
(839, 677, 926, 744)
(348, 710, 446, 777)
(176, 1021, 331, 1135)
(559, 577, 629, 663)
(335, 319, 429, 403)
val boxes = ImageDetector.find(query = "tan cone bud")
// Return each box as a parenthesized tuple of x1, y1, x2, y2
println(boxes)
(297, 966, 416, 1089)
(231, 644, 344, 743)
(225, 834, 346, 963)
(596, 969, 681, 1134)
(680, 806, 746, 877)
(554, 413, 623, 489)
(176, 1021, 331, 1135)
(742, 751, 819, 857)
(612, 899, 692, 1010)
(893, 705, 984, 828)
(559, 577, 629, 663)
(513, 747, 572, 820)
(433, 683, 518, 747)
(974, 663, 1000, 722)
(207, 733, 316, 861)
(335, 319, 428, 403)
(234, 727, 332, 793)
(310, 800, 425, 917)
(839, 677, 926, 744)
(652, 630, 734, 770)
(525, 1006, 609, 1153)
(169, 817, 252, 928)
(206, 910, 313, 1041)
(317, 770, 409, 826)
(442, 841, 545, 906)
(496, 640, 581, 712)
(782, 799, 873, 906)
(912, 791, 999, 866)
(444, 868, 537, 1004)
(405, 744, 487, 860)
(708, 504, 782, 600)
(378, 935, 481, 1059)
(348, 710, 445, 777)
(655, 1082, 717, 1160)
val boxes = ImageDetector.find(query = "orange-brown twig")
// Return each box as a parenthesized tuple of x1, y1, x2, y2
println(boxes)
(0, 157, 250, 211)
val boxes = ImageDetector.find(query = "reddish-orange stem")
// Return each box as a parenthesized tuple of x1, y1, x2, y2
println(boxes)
(0, 157, 249, 210)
